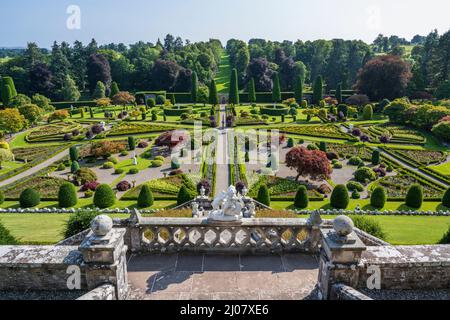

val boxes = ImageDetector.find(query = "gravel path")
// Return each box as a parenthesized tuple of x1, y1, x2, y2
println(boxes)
(215, 105, 230, 195)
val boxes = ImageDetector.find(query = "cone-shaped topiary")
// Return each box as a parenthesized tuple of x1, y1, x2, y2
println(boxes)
(128, 136, 136, 151)
(405, 184, 423, 209)
(69, 146, 79, 162)
(272, 72, 281, 103)
(0, 190, 4, 205)
(370, 186, 386, 209)
(372, 150, 380, 165)
(248, 78, 256, 103)
(19, 188, 41, 208)
(294, 185, 309, 209)
(439, 227, 450, 244)
(330, 184, 349, 209)
(138, 185, 154, 208)
(0, 221, 18, 245)
(256, 184, 271, 207)
(71, 161, 80, 174)
(287, 138, 294, 148)
(442, 187, 450, 208)
(58, 183, 78, 208)
(93, 184, 116, 209)
(177, 185, 192, 206)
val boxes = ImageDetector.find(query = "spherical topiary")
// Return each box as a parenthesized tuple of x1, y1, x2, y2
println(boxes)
(294, 185, 309, 209)
(256, 184, 271, 207)
(93, 184, 116, 209)
(354, 167, 377, 183)
(138, 185, 154, 208)
(371, 186, 387, 209)
(0, 190, 4, 205)
(347, 181, 364, 192)
(71, 161, 80, 174)
(156, 95, 166, 105)
(102, 162, 114, 169)
(19, 188, 41, 208)
(330, 185, 349, 209)
(177, 185, 193, 206)
(405, 184, 423, 209)
(58, 183, 78, 208)
(442, 187, 450, 208)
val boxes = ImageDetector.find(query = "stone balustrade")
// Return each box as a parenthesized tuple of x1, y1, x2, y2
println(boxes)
(125, 211, 323, 254)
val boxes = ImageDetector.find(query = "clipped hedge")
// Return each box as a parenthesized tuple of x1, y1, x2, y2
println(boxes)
(19, 188, 41, 208)
(58, 183, 78, 208)
(164, 105, 193, 116)
(138, 185, 154, 208)
(93, 184, 116, 209)
(52, 101, 96, 109)
(260, 105, 289, 116)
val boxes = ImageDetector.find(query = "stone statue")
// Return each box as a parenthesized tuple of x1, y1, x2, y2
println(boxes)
(245, 201, 256, 218)
(209, 186, 244, 222)
(192, 202, 200, 218)
(200, 186, 206, 198)
(132, 151, 138, 166)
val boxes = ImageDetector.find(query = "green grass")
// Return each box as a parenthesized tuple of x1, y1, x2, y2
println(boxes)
(215, 53, 231, 94)
(429, 161, 450, 176)
(0, 161, 24, 175)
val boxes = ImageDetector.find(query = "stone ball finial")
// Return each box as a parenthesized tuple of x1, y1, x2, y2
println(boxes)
(91, 215, 113, 236)
(333, 215, 354, 237)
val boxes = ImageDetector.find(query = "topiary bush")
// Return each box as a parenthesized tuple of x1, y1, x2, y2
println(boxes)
(93, 184, 116, 209)
(69, 146, 79, 162)
(151, 160, 163, 168)
(115, 168, 125, 175)
(439, 227, 450, 244)
(0, 221, 18, 245)
(138, 185, 154, 208)
(442, 187, 450, 208)
(128, 136, 136, 151)
(75, 167, 97, 184)
(354, 167, 377, 184)
(58, 183, 78, 208)
(0, 190, 4, 205)
(371, 186, 387, 209)
(128, 168, 139, 175)
(330, 185, 349, 209)
(19, 188, 41, 208)
(256, 184, 271, 207)
(71, 161, 80, 174)
(171, 158, 181, 170)
(64, 210, 100, 238)
(287, 138, 294, 148)
(177, 185, 193, 206)
(351, 190, 360, 199)
(57, 163, 66, 171)
(102, 162, 114, 169)
(372, 150, 380, 165)
(351, 216, 387, 240)
(116, 181, 132, 192)
(349, 156, 363, 166)
(294, 185, 309, 209)
(347, 181, 364, 192)
(405, 184, 423, 209)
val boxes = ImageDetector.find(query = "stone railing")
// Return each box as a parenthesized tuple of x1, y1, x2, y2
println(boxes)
(330, 284, 373, 300)
(125, 210, 323, 254)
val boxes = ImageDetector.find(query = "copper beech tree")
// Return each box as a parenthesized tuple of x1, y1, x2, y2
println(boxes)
(285, 146, 332, 181)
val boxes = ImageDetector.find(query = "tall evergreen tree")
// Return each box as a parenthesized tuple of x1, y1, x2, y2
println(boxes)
(294, 75, 304, 103)
(208, 79, 219, 105)
(1, 77, 17, 97)
(1, 85, 13, 107)
(110, 81, 120, 98)
(61, 75, 81, 101)
(191, 71, 198, 103)
(93, 81, 106, 99)
(50, 42, 72, 99)
(336, 83, 343, 103)
(248, 78, 256, 103)
(313, 75, 324, 104)
(272, 72, 281, 103)
(229, 68, 240, 105)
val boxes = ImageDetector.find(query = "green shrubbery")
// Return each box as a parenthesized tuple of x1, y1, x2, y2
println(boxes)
(93, 184, 116, 209)
(442, 187, 450, 208)
(439, 227, 450, 244)
(0, 221, 18, 245)
(0, 191, 4, 205)
(405, 184, 423, 209)
(256, 184, 271, 207)
(330, 185, 349, 209)
(351, 216, 387, 240)
(347, 181, 364, 192)
(294, 186, 309, 209)
(19, 188, 41, 208)
(138, 185, 154, 208)
(354, 167, 377, 183)
(64, 210, 100, 238)
(177, 185, 193, 205)
(58, 183, 78, 208)
(371, 186, 387, 209)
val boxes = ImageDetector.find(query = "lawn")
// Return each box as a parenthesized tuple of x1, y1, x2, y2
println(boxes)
(215, 53, 231, 94)
(0, 161, 24, 175)
(429, 161, 450, 176)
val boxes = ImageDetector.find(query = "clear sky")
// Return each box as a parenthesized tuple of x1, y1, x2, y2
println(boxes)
(1, 0, 449, 48)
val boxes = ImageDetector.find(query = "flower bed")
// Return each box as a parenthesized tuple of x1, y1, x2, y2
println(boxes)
(26, 122, 83, 142)
(390, 149, 446, 166)
(13, 145, 66, 162)
(248, 175, 323, 199)
(363, 124, 426, 145)
(374, 173, 444, 199)
(3, 176, 67, 199)
(327, 143, 372, 161)
(274, 124, 353, 140)
(107, 123, 176, 136)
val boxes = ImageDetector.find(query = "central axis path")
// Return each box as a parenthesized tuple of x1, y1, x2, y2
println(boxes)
(214, 105, 231, 195)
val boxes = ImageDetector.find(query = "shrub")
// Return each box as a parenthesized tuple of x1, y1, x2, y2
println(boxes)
(371, 186, 387, 209)
(81, 181, 100, 192)
(147, 98, 156, 108)
(93, 184, 116, 208)
(330, 185, 349, 209)
(64, 210, 100, 238)
(116, 181, 132, 192)
(177, 185, 193, 205)
(120, 150, 129, 156)
(351, 190, 360, 199)
(256, 184, 271, 207)
(151, 160, 163, 167)
(128, 136, 136, 150)
(138, 141, 149, 148)
(372, 150, 381, 165)
(71, 161, 80, 174)
(0, 221, 18, 245)
(307, 144, 318, 151)
(171, 158, 181, 170)
(351, 216, 387, 240)
(128, 168, 139, 175)
(69, 146, 79, 161)
(347, 181, 364, 192)
(363, 104, 373, 120)
(154, 156, 165, 162)
(333, 161, 343, 169)
(287, 138, 294, 148)
(319, 141, 327, 152)
(439, 227, 450, 244)
(114, 168, 125, 175)
(84, 190, 94, 198)
(442, 187, 450, 208)
(0, 191, 4, 205)
(19, 188, 41, 208)
(58, 183, 78, 208)
(102, 162, 114, 169)
(57, 163, 66, 171)
(75, 167, 97, 184)
(156, 95, 166, 105)
(349, 156, 363, 166)
(138, 185, 154, 208)
(405, 184, 423, 209)
(294, 186, 309, 209)
(107, 156, 119, 164)
(354, 167, 377, 183)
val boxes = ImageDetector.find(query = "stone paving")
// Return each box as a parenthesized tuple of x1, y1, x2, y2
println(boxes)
(127, 253, 320, 300)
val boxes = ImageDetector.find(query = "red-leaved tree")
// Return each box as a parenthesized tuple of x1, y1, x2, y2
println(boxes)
(285, 146, 332, 181)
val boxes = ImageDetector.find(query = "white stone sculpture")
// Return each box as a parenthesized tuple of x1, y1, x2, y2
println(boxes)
(208, 186, 244, 222)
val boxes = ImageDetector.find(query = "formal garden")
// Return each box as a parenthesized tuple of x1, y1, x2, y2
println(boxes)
(1, 35, 450, 247)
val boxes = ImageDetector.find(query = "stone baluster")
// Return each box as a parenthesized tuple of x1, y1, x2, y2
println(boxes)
(79, 215, 129, 300)
(317, 215, 367, 300)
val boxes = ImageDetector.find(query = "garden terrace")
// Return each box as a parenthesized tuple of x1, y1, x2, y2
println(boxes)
(26, 122, 83, 143)
(107, 123, 178, 136)
(272, 124, 355, 141)
(380, 147, 447, 167)
(327, 143, 373, 161)
(361, 124, 427, 145)
(2, 176, 67, 200)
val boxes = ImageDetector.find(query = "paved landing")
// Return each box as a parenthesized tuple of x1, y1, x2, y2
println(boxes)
(127, 253, 320, 300)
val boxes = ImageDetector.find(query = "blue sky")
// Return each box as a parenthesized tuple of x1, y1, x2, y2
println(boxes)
(1, 0, 449, 48)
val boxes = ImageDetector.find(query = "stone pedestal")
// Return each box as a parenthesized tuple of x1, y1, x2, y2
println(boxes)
(318, 216, 366, 300)
(79, 217, 129, 300)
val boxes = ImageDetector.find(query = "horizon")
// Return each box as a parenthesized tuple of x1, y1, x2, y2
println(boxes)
(0, 0, 449, 48)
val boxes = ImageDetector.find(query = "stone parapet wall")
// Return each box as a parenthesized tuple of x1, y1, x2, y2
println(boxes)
(77, 284, 116, 300)
(0, 246, 86, 291)
(330, 284, 373, 300)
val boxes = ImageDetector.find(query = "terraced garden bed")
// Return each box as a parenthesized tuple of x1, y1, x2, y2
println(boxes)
(362, 124, 426, 145)
(13, 145, 67, 162)
(26, 122, 83, 142)
(382, 148, 446, 167)
(273, 124, 354, 140)
(3, 176, 67, 199)
(107, 123, 176, 136)
(327, 143, 372, 161)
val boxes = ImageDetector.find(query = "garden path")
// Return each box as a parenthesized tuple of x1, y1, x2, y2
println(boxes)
(214, 105, 231, 195)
